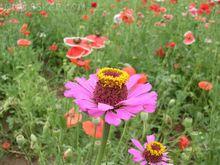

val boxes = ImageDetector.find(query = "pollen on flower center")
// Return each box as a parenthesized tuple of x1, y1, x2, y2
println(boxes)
(97, 67, 129, 88)
(93, 68, 129, 106)
(143, 141, 166, 163)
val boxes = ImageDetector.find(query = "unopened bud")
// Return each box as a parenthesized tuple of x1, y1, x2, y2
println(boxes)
(182, 118, 193, 129)
(16, 134, 25, 146)
(30, 134, 37, 143)
(63, 148, 73, 160)
(140, 112, 148, 121)
(168, 99, 176, 107)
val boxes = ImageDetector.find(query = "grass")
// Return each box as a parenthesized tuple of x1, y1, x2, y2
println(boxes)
(0, 0, 220, 164)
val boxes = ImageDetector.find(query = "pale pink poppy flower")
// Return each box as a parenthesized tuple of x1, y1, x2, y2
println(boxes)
(183, 31, 195, 45)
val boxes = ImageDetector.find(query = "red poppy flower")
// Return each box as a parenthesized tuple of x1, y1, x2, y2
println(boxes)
(178, 136, 190, 151)
(66, 46, 92, 59)
(85, 34, 108, 49)
(141, 0, 147, 5)
(64, 108, 82, 128)
(8, 18, 19, 24)
(91, 2, 97, 8)
(166, 42, 176, 48)
(119, 8, 135, 24)
(163, 14, 174, 20)
(39, 10, 48, 17)
(82, 118, 104, 139)
(17, 39, 32, 47)
(170, 0, 177, 4)
(155, 46, 166, 57)
(183, 31, 195, 45)
(2, 141, 10, 150)
(49, 44, 58, 52)
(47, 0, 55, 5)
(70, 58, 91, 71)
(198, 3, 211, 15)
(8, 0, 14, 3)
(198, 81, 213, 91)
(64, 37, 93, 49)
(25, 12, 32, 17)
(20, 23, 28, 32)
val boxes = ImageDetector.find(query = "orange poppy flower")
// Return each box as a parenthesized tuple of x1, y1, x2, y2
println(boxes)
(82, 118, 104, 139)
(82, 15, 89, 21)
(17, 39, 32, 47)
(70, 58, 91, 71)
(137, 73, 148, 84)
(19, 23, 30, 36)
(64, 108, 82, 128)
(20, 23, 28, 33)
(2, 141, 10, 150)
(123, 66, 136, 76)
(120, 8, 135, 24)
(198, 81, 213, 91)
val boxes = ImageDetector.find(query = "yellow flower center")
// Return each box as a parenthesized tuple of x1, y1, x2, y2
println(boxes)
(146, 141, 166, 156)
(97, 67, 129, 88)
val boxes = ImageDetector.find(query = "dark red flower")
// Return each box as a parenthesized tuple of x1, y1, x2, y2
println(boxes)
(155, 46, 165, 58)
(91, 2, 97, 8)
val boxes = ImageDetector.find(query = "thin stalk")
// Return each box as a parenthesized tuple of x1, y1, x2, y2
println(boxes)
(94, 122, 111, 165)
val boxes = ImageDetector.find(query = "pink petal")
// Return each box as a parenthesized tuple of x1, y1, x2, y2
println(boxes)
(120, 92, 157, 106)
(105, 111, 121, 126)
(98, 103, 114, 111)
(143, 104, 157, 113)
(116, 109, 134, 120)
(147, 134, 155, 143)
(75, 99, 97, 110)
(128, 83, 152, 99)
(88, 109, 105, 117)
(126, 74, 142, 90)
(120, 105, 144, 114)
(128, 148, 144, 162)
(140, 161, 147, 165)
(131, 139, 144, 151)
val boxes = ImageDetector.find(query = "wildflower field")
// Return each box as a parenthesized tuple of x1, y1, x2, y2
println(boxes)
(0, 0, 220, 164)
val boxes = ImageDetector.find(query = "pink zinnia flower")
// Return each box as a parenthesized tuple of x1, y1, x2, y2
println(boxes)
(183, 31, 195, 45)
(128, 134, 172, 165)
(64, 67, 157, 126)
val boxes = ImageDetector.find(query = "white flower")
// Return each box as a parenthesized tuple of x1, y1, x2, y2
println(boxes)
(113, 14, 122, 24)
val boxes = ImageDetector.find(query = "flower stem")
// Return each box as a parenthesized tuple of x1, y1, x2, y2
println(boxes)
(95, 122, 111, 165)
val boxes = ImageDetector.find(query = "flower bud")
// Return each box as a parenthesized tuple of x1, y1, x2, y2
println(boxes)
(43, 121, 50, 136)
(164, 114, 172, 125)
(140, 112, 148, 121)
(30, 134, 37, 143)
(182, 117, 193, 129)
(168, 99, 176, 107)
(63, 148, 73, 160)
(16, 134, 25, 146)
